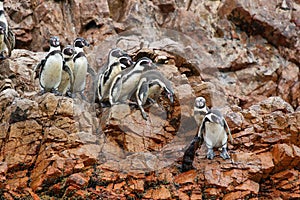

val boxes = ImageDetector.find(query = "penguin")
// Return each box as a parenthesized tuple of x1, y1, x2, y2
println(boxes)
(0, 0, 15, 59)
(34, 36, 64, 94)
(181, 108, 233, 171)
(194, 96, 209, 126)
(109, 57, 157, 105)
(71, 37, 95, 99)
(57, 45, 75, 96)
(136, 70, 174, 119)
(97, 48, 133, 103)
(198, 109, 233, 160)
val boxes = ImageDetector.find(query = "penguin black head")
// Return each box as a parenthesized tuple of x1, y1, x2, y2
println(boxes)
(74, 37, 89, 48)
(49, 36, 60, 47)
(110, 48, 128, 58)
(63, 45, 75, 57)
(206, 109, 224, 125)
(0, 24, 5, 35)
(135, 57, 157, 70)
(195, 97, 206, 109)
(119, 55, 133, 68)
(164, 88, 174, 104)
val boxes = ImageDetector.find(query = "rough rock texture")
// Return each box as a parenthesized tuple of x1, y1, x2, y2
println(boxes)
(0, 0, 299, 199)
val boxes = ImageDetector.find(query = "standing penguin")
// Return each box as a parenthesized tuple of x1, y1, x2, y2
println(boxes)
(57, 45, 75, 96)
(194, 96, 209, 126)
(109, 57, 157, 105)
(198, 109, 233, 160)
(71, 37, 95, 99)
(136, 70, 174, 119)
(0, 0, 15, 59)
(182, 108, 233, 171)
(34, 36, 63, 94)
(97, 48, 133, 104)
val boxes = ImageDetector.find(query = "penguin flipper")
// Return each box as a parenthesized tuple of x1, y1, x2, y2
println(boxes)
(223, 119, 233, 144)
(5, 28, 15, 57)
(136, 80, 149, 120)
(87, 64, 96, 77)
(97, 73, 104, 101)
(33, 59, 45, 79)
(197, 119, 206, 139)
(63, 64, 74, 86)
(182, 136, 202, 172)
(109, 74, 122, 105)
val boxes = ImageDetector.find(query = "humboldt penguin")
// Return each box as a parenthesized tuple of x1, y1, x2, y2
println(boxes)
(198, 109, 233, 160)
(136, 70, 174, 119)
(109, 57, 157, 105)
(35, 36, 63, 94)
(71, 37, 95, 99)
(0, 0, 15, 59)
(182, 108, 233, 171)
(97, 48, 133, 104)
(57, 45, 75, 96)
(194, 96, 209, 126)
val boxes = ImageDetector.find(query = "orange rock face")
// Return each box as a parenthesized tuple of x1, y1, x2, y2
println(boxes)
(0, 0, 299, 199)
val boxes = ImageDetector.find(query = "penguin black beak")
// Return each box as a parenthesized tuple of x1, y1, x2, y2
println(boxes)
(148, 62, 157, 69)
(84, 40, 90, 47)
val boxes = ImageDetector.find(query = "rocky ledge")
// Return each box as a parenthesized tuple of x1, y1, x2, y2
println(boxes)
(0, 0, 299, 199)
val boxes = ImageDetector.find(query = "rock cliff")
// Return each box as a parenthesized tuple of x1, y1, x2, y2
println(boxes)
(0, 0, 299, 199)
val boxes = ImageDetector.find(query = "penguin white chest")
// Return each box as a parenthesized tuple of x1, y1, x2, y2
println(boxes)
(73, 57, 88, 92)
(102, 65, 122, 96)
(204, 122, 227, 148)
(40, 54, 63, 90)
(121, 73, 142, 99)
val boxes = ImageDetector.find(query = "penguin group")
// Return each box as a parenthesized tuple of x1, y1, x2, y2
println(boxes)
(97, 48, 175, 120)
(34, 36, 96, 99)
(0, 0, 15, 60)
(0, 0, 233, 172)
(182, 96, 233, 171)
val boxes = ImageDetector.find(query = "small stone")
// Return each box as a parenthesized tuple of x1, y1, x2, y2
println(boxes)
(151, 186, 171, 200)
(174, 170, 196, 185)
(65, 173, 89, 188)
(236, 179, 259, 194)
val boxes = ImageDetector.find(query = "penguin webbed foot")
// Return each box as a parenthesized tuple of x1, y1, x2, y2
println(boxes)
(141, 110, 149, 120)
(38, 89, 46, 95)
(80, 92, 87, 100)
(220, 148, 230, 160)
(51, 88, 62, 96)
(100, 101, 111, 108)
(207, 148, 215, 160)
(147, 98, 156, 104)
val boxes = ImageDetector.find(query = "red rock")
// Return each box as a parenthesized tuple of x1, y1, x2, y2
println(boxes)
(204, 187, 221, 198)
(291, 144, 300, 166)
(236, 179, 259, 194)
(129, 179, 144, 192)
(113, 181, 126, 190)
(223, 191, 251, 200)
(174, 170, 196, 185)
(258, 152, 274, 178)
(25, 188, 40, 200)
(190, 190, 202, 200)
(204, 164, 232, 188)
(65, 173, 90, 188)
(177, 191, 189, 200)
(272, 143, 294, 172)
(151, 186, 171, 200)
